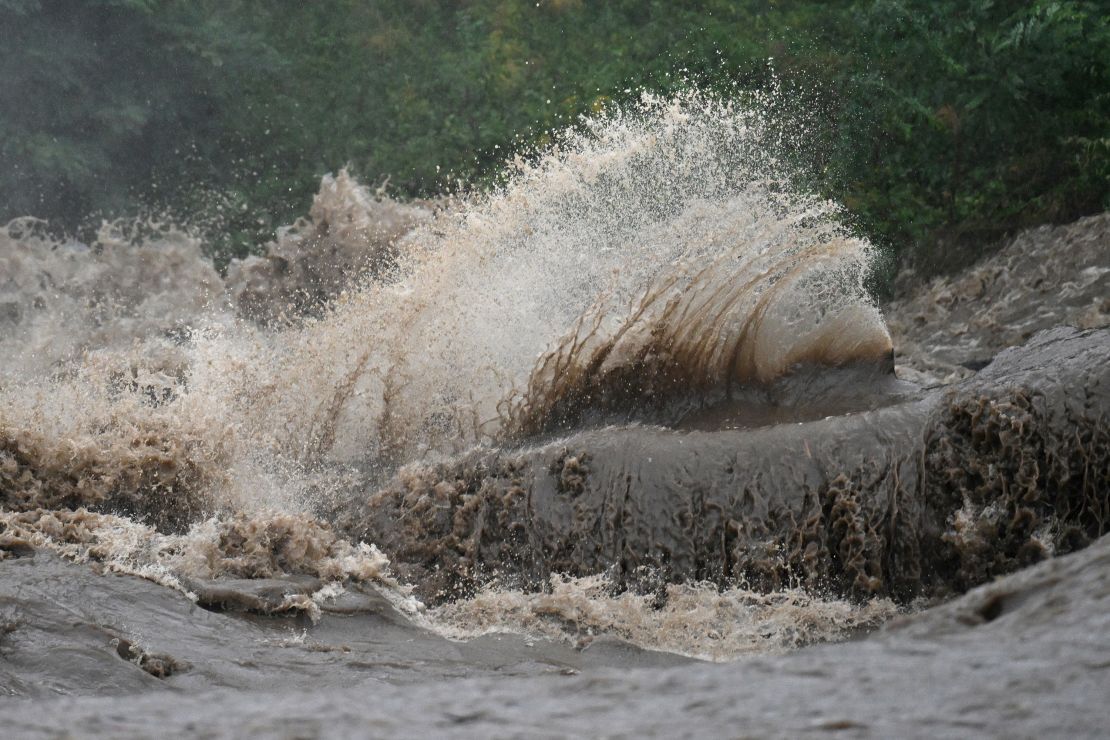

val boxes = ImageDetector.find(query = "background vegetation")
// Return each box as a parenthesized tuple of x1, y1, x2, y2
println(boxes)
(1, 0, 1107, 279)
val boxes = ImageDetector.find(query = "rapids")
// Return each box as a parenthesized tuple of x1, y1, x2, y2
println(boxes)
(0, 91, 899, 563)
(0, 90, 1108, 735)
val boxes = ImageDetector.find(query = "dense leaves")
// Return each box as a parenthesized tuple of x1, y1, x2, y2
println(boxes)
(1, 0, 1107, 275)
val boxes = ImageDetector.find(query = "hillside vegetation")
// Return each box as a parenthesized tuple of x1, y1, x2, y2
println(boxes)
(1, 0, 1107, 277)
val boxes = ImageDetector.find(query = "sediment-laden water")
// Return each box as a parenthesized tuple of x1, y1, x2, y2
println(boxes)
(1, 91, 1108, 736)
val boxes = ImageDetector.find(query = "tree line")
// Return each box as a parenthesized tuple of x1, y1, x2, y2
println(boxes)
(1, 0, 1107, 278)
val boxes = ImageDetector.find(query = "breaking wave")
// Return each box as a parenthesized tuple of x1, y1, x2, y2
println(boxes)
(10, 89, 1094, 658)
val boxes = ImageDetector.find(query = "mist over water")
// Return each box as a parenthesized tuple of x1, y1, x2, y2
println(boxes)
(0, 90, 908, 656)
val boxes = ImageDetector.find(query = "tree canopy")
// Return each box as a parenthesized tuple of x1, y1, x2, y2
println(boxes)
(1, 0, 1107, 276)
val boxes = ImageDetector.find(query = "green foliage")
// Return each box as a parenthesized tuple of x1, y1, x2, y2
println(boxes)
(825, 0, 1110, 272)
(0, 0, 1107, 274)
(0, 0, 275, 230)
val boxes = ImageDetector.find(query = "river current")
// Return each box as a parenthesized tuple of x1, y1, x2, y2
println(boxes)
(1, 91, 1108, 737)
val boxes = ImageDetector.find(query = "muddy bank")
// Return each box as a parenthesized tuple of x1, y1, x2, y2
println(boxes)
(3, 530, 1107, 738)
(343, 326, 1110, 603)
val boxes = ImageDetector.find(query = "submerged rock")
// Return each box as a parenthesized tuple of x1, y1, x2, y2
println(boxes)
(184, 575, 323, 615)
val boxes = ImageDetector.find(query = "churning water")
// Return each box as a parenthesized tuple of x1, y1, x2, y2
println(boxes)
(1, 89, 1106, 694)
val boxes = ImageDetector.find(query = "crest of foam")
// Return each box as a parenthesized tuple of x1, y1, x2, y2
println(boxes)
(425, 573, 899, 661)
(268, 90, 891, 460)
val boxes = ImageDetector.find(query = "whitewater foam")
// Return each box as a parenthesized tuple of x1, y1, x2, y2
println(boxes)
(425, 573, 898, 661)
(0, 88, 907, 657)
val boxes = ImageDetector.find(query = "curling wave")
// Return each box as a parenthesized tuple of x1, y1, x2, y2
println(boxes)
(4, 90, 1103, 663)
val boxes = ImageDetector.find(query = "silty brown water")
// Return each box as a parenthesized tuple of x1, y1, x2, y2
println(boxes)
(0, 90, 1108, 735)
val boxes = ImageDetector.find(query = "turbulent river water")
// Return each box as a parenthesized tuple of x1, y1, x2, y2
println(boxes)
(1, 92, 1108, 737)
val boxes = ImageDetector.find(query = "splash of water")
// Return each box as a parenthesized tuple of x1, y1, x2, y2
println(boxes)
(246, 90, 891, 465)
(0, 89, 898, 656)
